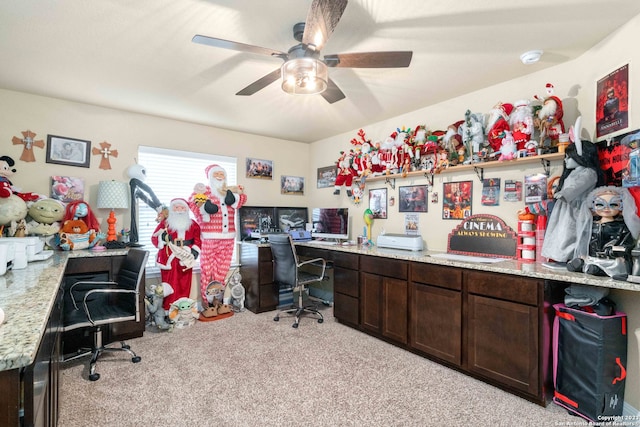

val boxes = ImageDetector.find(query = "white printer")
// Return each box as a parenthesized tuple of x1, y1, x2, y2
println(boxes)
(0, 236, 53, 273)
(376, 233, 424, 251)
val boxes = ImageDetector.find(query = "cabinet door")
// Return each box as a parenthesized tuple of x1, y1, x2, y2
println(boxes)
(467, 294, 539, 395)
(382, 276, 407, 345)
(333, 266, 359, 326)
(360, 271, 382, 333)
(410, 282, 461, 365)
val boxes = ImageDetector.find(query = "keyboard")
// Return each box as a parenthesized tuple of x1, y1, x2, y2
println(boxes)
(311, 240, 338, 246)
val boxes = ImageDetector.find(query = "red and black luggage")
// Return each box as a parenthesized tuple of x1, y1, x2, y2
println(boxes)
(552, 303, 627, 422)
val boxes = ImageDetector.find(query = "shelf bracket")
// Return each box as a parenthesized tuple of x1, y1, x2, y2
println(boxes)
(474, 166, 484, 182)
(541, 159, 551, 176)
(384, 177, 396, 190)
(424, 171, 434, 188)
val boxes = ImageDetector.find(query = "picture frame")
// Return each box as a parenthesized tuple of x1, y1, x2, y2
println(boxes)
(46, 135, 91, 168)
(246, 157, 273, 179)
(281, 175, 304, 195)
(317, 165, 337, 188)
(369, 187, 387, 219)
(596, 63, 630, 140)
(50, 176, 85, 202)
(442, 181, 473, 220)
(398, 185, 428, 212)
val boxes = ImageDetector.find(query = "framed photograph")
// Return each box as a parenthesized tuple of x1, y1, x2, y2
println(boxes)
(50, 176, 85, 202)
(442, 181, 472, 220)
(46, 135, 91, 168)
(317, 165, 337, 188)
(369, 187, 387, 219)
(398, 185, 428, 212)
(281, 175, 304, 195)
(246, 157, 273, 179)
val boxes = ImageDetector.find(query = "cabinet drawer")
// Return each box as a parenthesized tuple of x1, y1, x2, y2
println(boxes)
(334, 267, 358, 297)
(411, 263, 462, 291)
(360, 256, 407, 280)
(258, 261, 273, 285)
(334, 293, 359, 326)
(258, 246, 273, 261)
(296, 246, 328, 260)
(465, 270, 540, 306)
(65, 257, 111, 275)
(330, 251, 359, 270)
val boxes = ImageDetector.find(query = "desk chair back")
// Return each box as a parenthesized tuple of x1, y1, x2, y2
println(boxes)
(268, 233, 299, 289)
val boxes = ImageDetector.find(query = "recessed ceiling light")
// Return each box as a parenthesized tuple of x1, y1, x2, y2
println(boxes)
(520, 50, 543, 64)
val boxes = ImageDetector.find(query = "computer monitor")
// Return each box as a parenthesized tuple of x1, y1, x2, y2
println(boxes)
(311, 208, 349, 241)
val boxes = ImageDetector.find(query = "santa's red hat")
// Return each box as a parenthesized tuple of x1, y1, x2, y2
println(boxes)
(205, 164, 226, 179)
(170, 198, 189, 209)
(502, 103, 514, 116)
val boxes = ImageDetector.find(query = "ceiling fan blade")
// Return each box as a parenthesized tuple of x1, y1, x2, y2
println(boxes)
(236, 68, 282, 96)
(192, 34, 287, 58)
(324, 51, 413, 68)
(320, 78, 346, 104)
(302, 0, 348, 52)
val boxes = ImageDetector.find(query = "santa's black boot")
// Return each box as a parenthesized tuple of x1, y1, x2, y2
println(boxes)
(347, 189, 353, 197)
(333, 188, 340, 195)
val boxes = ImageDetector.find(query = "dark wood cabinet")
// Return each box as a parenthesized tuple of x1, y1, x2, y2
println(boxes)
(410, 263, 462, 366)
(360, 255, 408, 345)
(332, 252, 359, 326)
(465, 270, 542, 399)
(240, 243, 277, 313)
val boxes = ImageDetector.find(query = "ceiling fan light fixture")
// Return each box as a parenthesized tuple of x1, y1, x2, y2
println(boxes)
(520, 50, 543, 65)
(281, 58, 328, 95)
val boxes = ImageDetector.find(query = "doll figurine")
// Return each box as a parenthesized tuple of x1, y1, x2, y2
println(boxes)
(567, 186, 640, 279)
(540, 118, 605, 263)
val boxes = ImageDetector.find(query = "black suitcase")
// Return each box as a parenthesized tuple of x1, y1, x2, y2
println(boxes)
(552, 303, 627, 422)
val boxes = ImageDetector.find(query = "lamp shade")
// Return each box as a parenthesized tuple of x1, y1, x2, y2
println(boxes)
(96, 181, 130, 210)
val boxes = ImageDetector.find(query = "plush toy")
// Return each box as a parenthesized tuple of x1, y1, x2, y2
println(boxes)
(485, 102, 513, 153)
(498, 131, 517, 161)
(534, 83, 565, 150)
(168, 297, 199, 328)
(145, 282, 174, 330)
(0, 156, 17, 198)
(510, 99, 535, 151)
(26, 198, 65, 236)
(0, 194, 28, 236)
(63, 200, 101, 232)
(57, 219, 103, 250)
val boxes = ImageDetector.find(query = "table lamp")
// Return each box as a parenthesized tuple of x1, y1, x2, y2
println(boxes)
(96, 180, 130, 242)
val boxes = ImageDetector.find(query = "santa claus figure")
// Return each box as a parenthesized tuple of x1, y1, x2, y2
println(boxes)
(485, 102, 513, 153)
(334, 150, 357, 196)
(534, 83, 565, 148)
(152, 198, 201, 310)
(188, 165, 247, 305)
(510, 99, 534, 151)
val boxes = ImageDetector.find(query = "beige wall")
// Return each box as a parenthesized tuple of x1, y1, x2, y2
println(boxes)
(1, 11, 639, 411)
(0, 88, 311, 229)
(308, 12, 640, 411)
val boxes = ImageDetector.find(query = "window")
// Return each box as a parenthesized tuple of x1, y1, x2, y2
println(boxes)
(136, 146, 238, 276)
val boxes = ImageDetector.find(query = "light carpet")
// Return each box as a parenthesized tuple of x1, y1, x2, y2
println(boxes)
(58, 307, 582, 427)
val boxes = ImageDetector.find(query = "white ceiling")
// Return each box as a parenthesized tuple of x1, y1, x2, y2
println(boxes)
(2, 0, 640, 143)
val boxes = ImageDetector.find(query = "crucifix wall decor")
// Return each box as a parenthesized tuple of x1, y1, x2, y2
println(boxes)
(92, 141, 118, 170)
(12, 130, 44, 162)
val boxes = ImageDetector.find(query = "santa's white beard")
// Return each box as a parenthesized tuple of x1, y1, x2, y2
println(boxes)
(538, 100, 557, 119)
(167, 211, 191, 234)
(487, 110, 503, 129)
(211, 177, 226, 195)
(510, 107, 532, 125)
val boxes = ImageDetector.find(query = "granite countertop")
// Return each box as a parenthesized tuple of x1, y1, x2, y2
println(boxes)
(0, 248, 129, 372)
(240, 240, 640, 293)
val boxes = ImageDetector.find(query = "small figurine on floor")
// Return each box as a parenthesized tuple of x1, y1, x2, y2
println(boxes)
(145, 283, 174, 331)
(567, 186, 640, 279)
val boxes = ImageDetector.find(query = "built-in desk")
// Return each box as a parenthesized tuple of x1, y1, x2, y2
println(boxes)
(0, 248, 132, 427)
(241, 240, 640, 406)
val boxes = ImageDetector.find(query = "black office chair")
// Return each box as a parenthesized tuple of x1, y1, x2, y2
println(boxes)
(269, 234, 327, 328)
(62, 249, 149, 381)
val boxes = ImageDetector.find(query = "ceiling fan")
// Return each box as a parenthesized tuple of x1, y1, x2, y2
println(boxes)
(192, 0, 412, 104)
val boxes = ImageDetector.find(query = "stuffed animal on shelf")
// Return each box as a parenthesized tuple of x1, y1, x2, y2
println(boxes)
(0, 156, 17, 198)
(26, 198, 65, 237)
(57, 219, 103, 250)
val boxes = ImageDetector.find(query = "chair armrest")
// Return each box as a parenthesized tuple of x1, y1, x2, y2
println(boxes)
(298, 257, 327, 278)
(69, 281, 118, 310)
(82, 288, 138, 325)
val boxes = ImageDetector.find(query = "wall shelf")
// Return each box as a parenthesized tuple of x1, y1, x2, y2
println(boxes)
(365, 152, 564, 185)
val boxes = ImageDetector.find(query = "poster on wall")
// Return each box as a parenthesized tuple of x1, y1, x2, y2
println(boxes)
(503, 179, 522, 202)
(50, 176, 85, 202)
(404, 213, 419, 235)
(442, 181, 472, 220)
(317, 165, 337, 188)
(246, 158, 273, 179)
(597, 128, 640, 186)
(481, 178, 500, 206)
(524, 174, 547, 204)
(280, 175, 304, 195)
(596, 63, 629, 140)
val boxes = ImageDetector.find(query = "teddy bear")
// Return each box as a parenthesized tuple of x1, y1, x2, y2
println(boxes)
(57, 219, 103, 250)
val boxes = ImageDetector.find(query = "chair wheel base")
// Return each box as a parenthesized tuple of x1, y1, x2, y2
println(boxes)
(317, 318, 324, 323)
(292, 323, 299, 328)
(273, 316, 279, 322)
(132, 356, 141, 363)
(89, 373, 100, 381)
